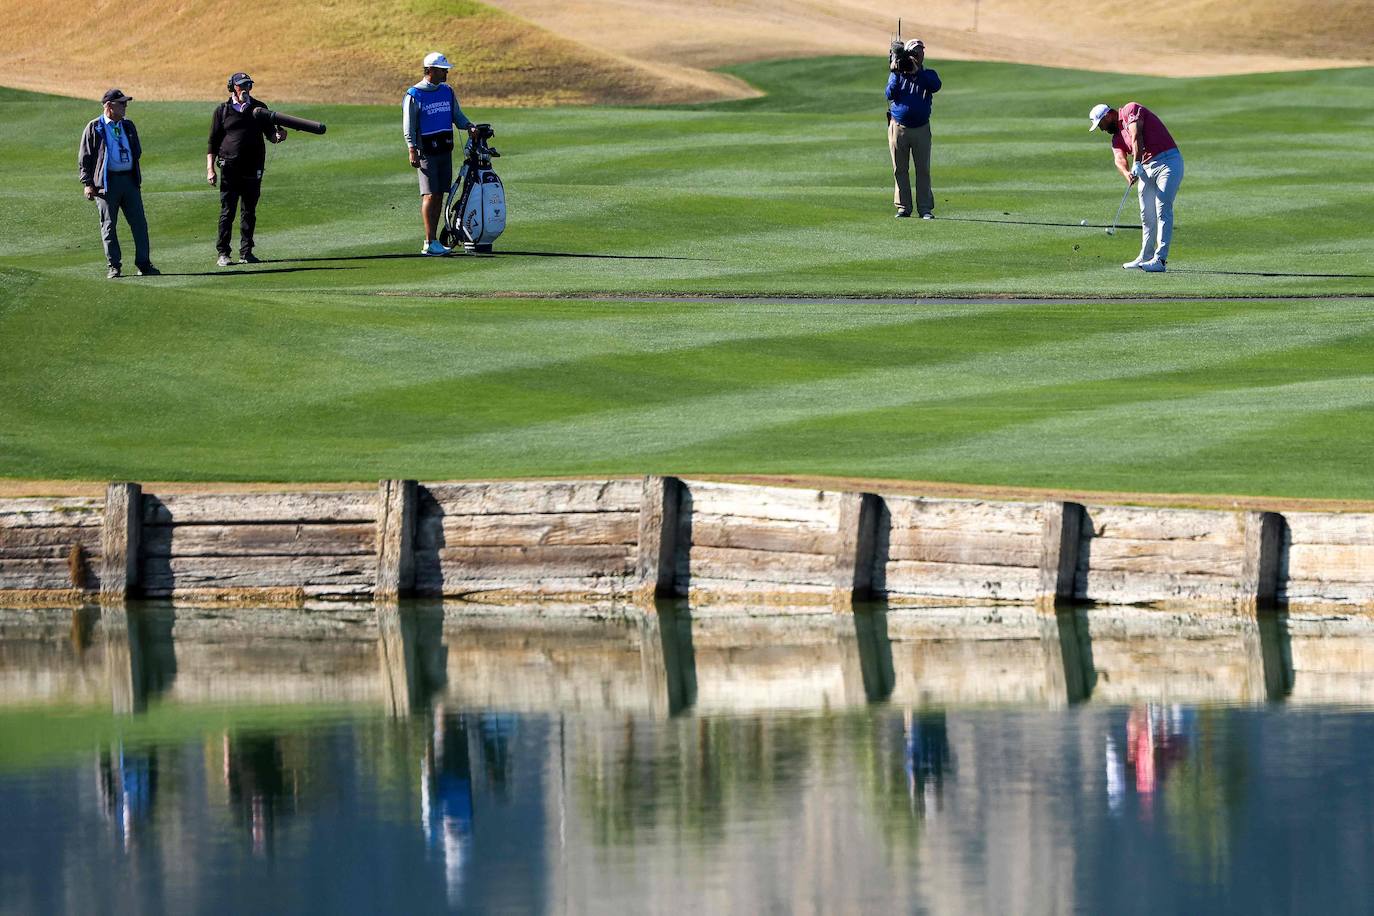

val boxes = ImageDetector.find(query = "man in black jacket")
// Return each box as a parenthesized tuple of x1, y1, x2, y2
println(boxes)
(78, 88, 159, 279)
(207, 72, 286, 266)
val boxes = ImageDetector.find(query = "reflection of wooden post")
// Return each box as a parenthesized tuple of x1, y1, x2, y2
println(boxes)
(1241, 511, 1284, 612)
(834, 493, 881, 611)
(376, 480, 417, 600)
(99, 482, 142, 602)
(377, 600, 414, 717)
(1038, 501, 1084, 610)
(637, 476, 684, 604)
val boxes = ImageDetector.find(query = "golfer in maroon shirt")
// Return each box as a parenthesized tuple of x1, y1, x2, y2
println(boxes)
(1089, 102, 1184, 272)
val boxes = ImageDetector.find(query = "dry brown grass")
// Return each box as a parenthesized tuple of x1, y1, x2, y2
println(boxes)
(4, 0, 1366, 105)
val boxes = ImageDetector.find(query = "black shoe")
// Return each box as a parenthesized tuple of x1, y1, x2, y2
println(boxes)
(240, 252, 262, 264)
(107, 266, 122, 279)
(895, 209, 912, 218)
(136, 263, 161, 276)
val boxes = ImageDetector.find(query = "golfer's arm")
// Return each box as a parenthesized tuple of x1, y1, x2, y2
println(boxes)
(1127, 121, 1142, 167)
(1113, 148, 1131, 181)
(206, 153, 215, 173)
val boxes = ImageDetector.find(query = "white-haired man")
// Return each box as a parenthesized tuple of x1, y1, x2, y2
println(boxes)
(886, 39, 942, 219)
(1089, 102, 1184, 272)
(403, 51, 479, 255)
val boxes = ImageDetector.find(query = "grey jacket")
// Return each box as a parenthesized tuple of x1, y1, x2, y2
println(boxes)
(78, 116, 144, 191)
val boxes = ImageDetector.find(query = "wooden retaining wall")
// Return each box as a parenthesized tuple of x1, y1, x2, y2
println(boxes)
(1, 479, 1371, 612)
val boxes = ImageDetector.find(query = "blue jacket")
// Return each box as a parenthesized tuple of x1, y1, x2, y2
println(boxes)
(886, 69, 942, 128)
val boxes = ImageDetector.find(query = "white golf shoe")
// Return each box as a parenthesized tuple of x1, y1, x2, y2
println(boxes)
(1122, 257, 1145, 269)
(421, 240, 450, 256)
(1139, 258, 1167, 273)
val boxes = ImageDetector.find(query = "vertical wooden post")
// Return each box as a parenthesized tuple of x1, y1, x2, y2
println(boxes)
(637, 476, 684, 603)
(376, 480, 417, 600)
(1038, 501, 1084, 610)
(1241, 511, 1284, 612)
(99, 482, 142, 602)
(834, 492, 881, 611)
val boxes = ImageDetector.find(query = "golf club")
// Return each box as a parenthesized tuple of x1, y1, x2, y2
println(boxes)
(1106, 182, 1132, 236)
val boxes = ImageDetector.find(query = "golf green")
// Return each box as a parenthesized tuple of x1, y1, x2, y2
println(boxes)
(2, 59, 1372, 496)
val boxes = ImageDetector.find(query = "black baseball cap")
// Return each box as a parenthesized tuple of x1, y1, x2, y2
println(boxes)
(101, 88, 133, 104)
(229, 72, 253, 87)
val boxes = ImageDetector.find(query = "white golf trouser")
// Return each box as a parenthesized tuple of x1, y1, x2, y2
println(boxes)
(1137, 147, 1184, 263)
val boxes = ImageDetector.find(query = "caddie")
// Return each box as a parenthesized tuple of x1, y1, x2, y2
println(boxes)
(1089, 102, 1185, 272)
(402, 51, 478, 256)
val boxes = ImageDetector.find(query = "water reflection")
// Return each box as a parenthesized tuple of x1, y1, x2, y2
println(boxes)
(4, 601, 1374, 912)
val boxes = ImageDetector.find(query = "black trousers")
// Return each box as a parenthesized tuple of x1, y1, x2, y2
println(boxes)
(217, 166, 263, 257)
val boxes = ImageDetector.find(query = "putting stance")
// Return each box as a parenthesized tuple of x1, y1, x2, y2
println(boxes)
(208, 73, 287, 266)
(78, 89, 159, 279)
(1089, 102, 1184, 272)
(403, 51, 478, 256)
(886, 38, 941, 219)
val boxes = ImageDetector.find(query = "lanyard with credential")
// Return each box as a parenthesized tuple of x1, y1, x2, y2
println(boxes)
(111, 121, 130, 163)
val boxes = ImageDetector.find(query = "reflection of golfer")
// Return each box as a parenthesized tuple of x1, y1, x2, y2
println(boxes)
(77, 89, 159, 279)
(1089, 102, 1184, 272)
(886, 39, 941, 219)
(403, 51, 478, 256)
(207, 73, 286, 267)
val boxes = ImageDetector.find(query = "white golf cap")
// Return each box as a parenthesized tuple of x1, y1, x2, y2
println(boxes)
(423, 51, 451, 69)
(1088, 102, 1112, 131)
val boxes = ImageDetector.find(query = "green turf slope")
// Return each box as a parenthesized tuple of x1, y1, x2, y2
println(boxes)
(2, 61, 1373, 496)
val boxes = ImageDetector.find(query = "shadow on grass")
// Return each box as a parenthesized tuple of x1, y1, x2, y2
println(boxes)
(939, 216, 1109, 229)
(257, 250, 709, 264)
(1168, 268, 1374, 279)
(159, 266, 365, 277)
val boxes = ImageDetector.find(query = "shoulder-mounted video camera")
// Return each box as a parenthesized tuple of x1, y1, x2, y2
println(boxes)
(890, 40, 916, 73)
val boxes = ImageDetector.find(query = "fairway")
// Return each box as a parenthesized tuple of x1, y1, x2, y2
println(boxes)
(3, 59, 1373, 497)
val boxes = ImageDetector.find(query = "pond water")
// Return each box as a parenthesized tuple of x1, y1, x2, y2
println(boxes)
(3, 602, 1374, 914)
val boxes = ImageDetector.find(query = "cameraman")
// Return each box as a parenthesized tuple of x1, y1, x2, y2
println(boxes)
(207, 73, 286, 266)
(886, 39, 941, 219)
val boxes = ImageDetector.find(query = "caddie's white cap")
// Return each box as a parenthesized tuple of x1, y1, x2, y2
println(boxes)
(905, 39, 924, 51)
(423, 51, 451, 69)
(1088, 102, 1112, 132)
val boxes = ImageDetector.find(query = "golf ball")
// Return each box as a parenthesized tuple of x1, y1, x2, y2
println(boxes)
(1080, 219, 1088, 226)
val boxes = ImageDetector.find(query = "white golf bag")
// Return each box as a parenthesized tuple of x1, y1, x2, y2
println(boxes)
(441, 123, 505, 253)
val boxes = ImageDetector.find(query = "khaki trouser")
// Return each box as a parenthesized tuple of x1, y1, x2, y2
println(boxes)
(889, 119, 933, 215)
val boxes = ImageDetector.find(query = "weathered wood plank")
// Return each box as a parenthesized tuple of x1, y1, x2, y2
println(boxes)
(100, 483, 141, 600)
(1081, 539, 1246, 576)
(1039, 502, 1084, 603)
(1284, 513, 1374, 546)
(1282, 581, 1374, 607)
(834, 492, 881, 604)
(376, 480, 417, 599)
(421, 480, 640, 516)
(0, 498, 104, 528)
(0, 525, 103, 551)
(1077, 570, 1247, 604)
(414, 511, 639, 550)
(885, 531, 1040, 568)
(637, 476, 684, 599)
(142, 492, 377, 525)
(691, 515, 838, 555)
(0, 558, 79, 590)
(1241, 511, 1283, 609)
(685, 481, 841, 524)
(885, 497, 1043, 535)
(686, 577, 833, 597)
(689, 546, 837, 586)
(433, 545, 636, 580)
(1287, 545, 1374, 583)
(138, 555, 377, 590)
(141, 523, 375, 557)
(1082, 505, 1245, 542)
(414, 573, 632, 597)
(883, 560, 1039, 600)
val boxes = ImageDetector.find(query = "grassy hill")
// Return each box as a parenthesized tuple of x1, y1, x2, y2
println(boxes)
(2, 59, 1373, 496)
(0, 0, 710, 106)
